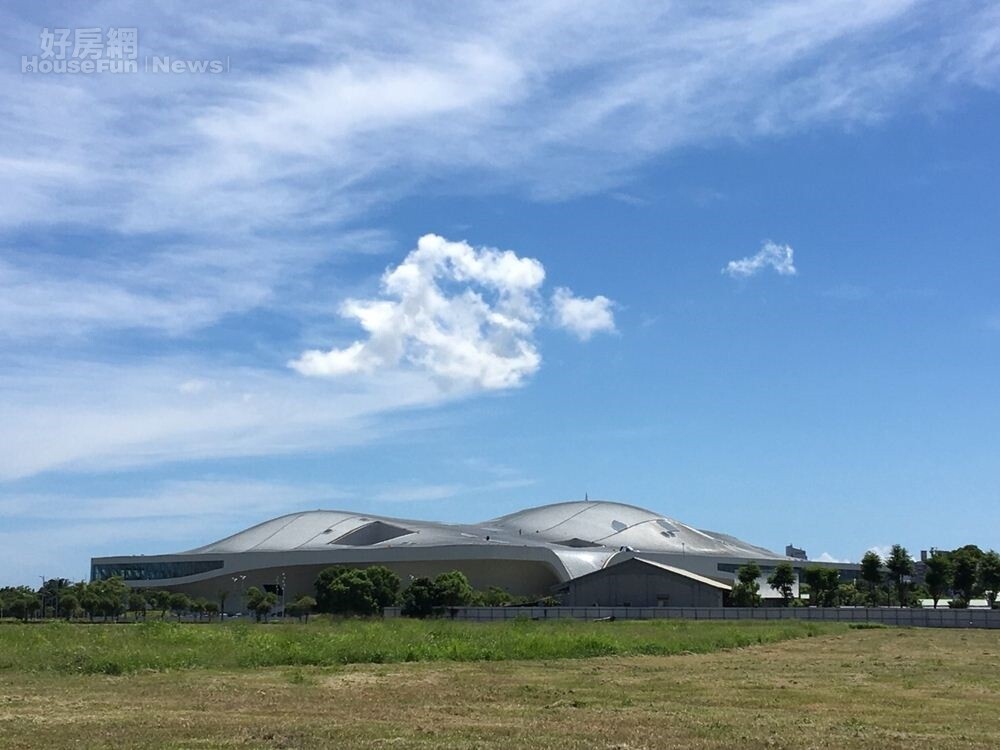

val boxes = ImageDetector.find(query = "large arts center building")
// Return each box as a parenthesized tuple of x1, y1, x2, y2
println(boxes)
(91, 500, 829, 610)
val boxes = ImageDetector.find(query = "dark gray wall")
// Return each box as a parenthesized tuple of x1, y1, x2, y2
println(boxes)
(561, 562, 724, 607)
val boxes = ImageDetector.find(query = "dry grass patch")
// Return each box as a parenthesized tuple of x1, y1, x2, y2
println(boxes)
(1, 628, 998, 748)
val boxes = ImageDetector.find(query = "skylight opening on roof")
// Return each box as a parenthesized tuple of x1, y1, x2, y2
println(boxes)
(329, 521, 413, 546)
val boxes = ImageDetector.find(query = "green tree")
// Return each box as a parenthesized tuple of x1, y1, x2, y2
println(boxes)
(364, 566, 401, 609)
(860, 551, 883, 606)
(803, 566, 840, 607)
(287, 595, 317, 622)
(433, 571, 474, 607)
(923, 553, 953, 609)
(837, 581, 866, 606)
(314, 568, 378, 616)
(148, 590, 172, 619)
(58, 592, 79, 619)
(6, 590, 40, 621)
(191, 597, 209, 621)
(203, 601, 220, 621)
(246, 587, 277, 622)
(951, 546, 983, 603)
(127, 591, 147, 621)
(731, 561, 762, 607)
(767, 562, 796, 605)
(168, 592, 191, 619)
(977, 550, 1000, 607)
(38, 578, 70, 619)
(79, 588, 101, 621)
(9, 596, 37, 621)
(476, 586, 513, 606)
(90, 577, 128, 621)
(886, 545, 915, 607)
(401, 577, 440, 618)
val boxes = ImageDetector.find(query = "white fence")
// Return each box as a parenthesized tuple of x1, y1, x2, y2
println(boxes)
(383, 606, 1000, 628)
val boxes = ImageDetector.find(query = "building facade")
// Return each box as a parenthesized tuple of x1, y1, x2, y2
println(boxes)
(91, 500, 852, 611)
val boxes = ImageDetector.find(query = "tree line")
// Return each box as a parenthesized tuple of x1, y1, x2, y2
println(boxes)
(730, 544, 1000, 608)
(860, 544, 1000, 609)
(0, 578, 223, 622)
(0, 567, 553, 622)
(7, 546, 997, 622)
(313, 566, 557, 618)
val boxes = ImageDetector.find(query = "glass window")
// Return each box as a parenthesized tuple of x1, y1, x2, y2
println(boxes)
(90, 559, 224, 581)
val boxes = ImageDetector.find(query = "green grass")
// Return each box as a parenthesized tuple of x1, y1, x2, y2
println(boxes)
(3, 628, 1000, 748)
(0, 618, 844, 675)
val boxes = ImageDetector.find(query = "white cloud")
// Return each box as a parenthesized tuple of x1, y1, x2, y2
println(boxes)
(866, 545, 893, 561)
(815, 552, 852, 564)
(0, 231, 615, 480)
(371, 484, 465, 504)
(723, 241, 798, 278)
(0, 358, 449, 480)
(551, 287, 617, 340)
(370, 476, 535, 504)
(0, 1, 998, 538)
(0, 478, 356, 584)
(291, 234, 610, 390)
(0, 2, 996, 342)
(0, 479, 344, 523)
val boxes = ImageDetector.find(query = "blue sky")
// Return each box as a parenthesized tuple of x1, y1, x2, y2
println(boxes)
(1, 1, 999, 584)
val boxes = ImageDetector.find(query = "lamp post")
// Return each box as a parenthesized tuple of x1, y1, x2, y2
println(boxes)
(277, 572, 287, 620)
(231, 575, 246, 615)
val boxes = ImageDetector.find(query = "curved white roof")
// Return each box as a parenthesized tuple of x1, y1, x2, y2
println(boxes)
(188, 499, 780, 561)
(487, 500, 780, 558)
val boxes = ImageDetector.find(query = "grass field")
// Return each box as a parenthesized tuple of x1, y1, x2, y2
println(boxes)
(0, 618, 839, 674)
(1, 622, 999, 748)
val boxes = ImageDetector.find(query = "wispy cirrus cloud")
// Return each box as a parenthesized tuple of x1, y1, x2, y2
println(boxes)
(1, 1, 1000, 583)
(0, 1, 993, 353)
(369, 476, 535, 504)
(0, 478, 354, 582)
(0, 358, 448, 480)
(723, 241, 798, 279)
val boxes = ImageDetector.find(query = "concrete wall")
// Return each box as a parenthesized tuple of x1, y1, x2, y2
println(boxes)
(384, 606, 1000, 629)
(561, 563, 724, 607)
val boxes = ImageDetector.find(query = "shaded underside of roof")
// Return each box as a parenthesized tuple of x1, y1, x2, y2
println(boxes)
(552, 556, 733, 591)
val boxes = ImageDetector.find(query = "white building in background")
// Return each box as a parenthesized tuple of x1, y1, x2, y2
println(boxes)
(91, 500, 851, 610)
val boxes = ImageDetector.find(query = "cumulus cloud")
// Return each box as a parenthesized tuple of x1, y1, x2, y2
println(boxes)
(816, 552, 852, 564)
(290, 234, 614, 390)
(866, 545, 893, 561)
(290, 234, 544, 389)
(551, 287, 617, 340)
(723, 241, 798, 278)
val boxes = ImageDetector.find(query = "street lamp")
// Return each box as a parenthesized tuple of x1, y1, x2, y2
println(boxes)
(276, 572, 287, 620)
(231, 575, 247, 615)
